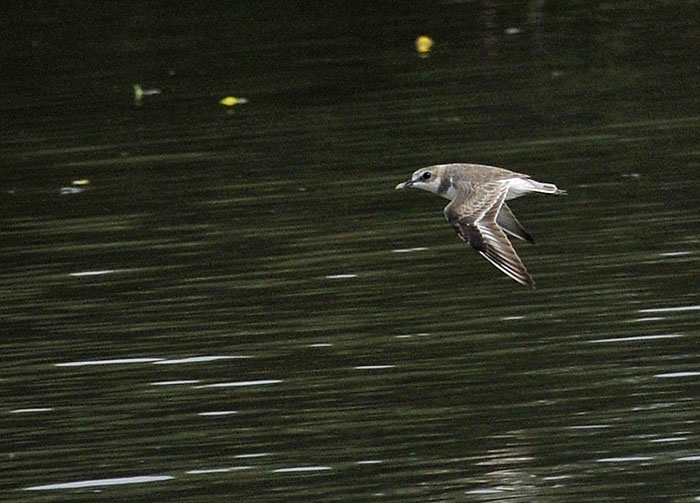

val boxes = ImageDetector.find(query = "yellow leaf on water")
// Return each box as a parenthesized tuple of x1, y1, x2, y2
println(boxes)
(220, 96, 248, 106)
(415, 35, 434, 55)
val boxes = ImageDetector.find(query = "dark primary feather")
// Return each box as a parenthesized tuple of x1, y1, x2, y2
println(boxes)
(444, 183, 535, 288)
(497, 204, 535, 244)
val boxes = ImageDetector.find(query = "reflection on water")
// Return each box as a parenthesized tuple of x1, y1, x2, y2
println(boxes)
(3, 1, 700, 501)
(24, 475, 175, 491)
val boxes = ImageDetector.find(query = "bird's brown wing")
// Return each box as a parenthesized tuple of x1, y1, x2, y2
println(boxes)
(444, 182, 535, 288)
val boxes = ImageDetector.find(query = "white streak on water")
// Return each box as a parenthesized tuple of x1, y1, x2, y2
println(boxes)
(588, 334, 683, 343)
(273, 466, 332, 473)
(638, 305, 700, 313)
(196, 380, 283, 388)
(466, 488, 504, 494)
(24, 475, 174, 490)
(396, 333, 430, 339)
(68, 270, 115, 277)
(596, 457, 654, 463)
(655, 372, 700, 378)
(10, 408, 53, 414)
(325, 274, 358, 279)
(151, 380, 200, 386)
(56, 358, 165, 367)
(353, 365, 396, 370)
(154, 356, 250, 364)
(392, 247, 428, 253)
(187, 467, 252, 474)
(198, 411, 238, 416)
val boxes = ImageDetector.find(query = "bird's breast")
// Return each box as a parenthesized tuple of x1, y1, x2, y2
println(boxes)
(439, 182, 461, 200)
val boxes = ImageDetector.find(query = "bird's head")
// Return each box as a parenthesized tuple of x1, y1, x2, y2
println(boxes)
(395, 166, 447, 197)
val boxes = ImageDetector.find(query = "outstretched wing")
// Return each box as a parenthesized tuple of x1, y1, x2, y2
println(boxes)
(444, 182, 535, 288)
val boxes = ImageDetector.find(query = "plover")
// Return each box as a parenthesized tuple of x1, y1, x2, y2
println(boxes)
(396, 163, 566, 288)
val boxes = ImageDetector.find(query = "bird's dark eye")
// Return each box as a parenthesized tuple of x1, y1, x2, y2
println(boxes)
(421, 172, 432, 180)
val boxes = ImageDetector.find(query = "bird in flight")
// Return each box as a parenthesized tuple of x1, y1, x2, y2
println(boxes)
(396, 163, 566, 288)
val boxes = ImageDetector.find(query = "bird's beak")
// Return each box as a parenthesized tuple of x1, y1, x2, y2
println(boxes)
(395, 179, 413, 190)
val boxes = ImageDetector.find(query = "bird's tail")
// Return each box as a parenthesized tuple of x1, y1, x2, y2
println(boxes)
(530, 180, 567, 196)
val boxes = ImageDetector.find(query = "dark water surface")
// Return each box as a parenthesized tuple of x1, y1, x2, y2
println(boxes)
(2, 2, 700, 502)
